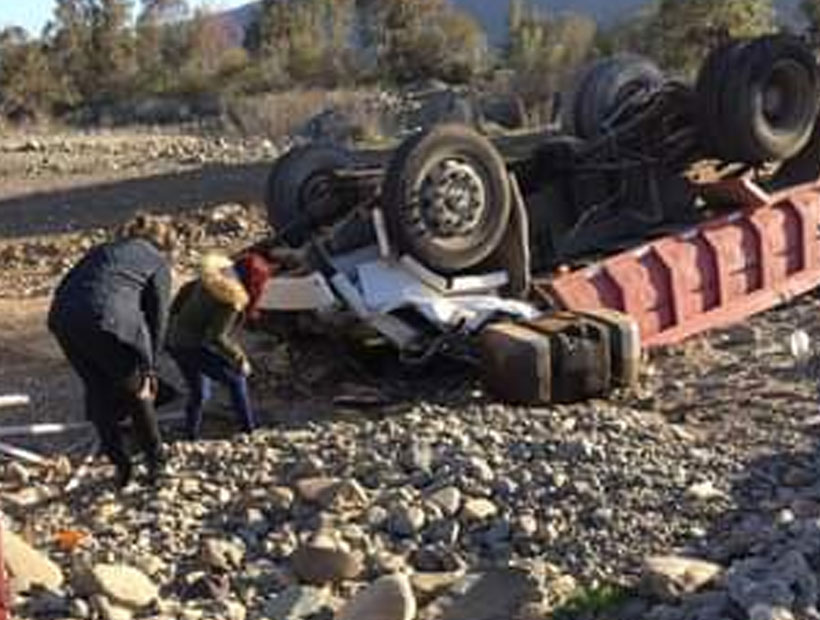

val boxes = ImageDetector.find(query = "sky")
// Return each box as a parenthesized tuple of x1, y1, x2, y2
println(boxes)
(0, 0, 252, 36)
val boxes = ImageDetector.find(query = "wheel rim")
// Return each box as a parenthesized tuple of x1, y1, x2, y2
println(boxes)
(415, 158, 487, 239)
(761, 59, 810, 132)
(297, 170, 336, 222)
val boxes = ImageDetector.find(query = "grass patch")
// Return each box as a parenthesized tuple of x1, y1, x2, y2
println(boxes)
(551, 583, 632, 620)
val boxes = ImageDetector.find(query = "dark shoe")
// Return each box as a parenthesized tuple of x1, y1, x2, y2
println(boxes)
(114, 462, 132, 489)
(146, 461, 165, 486)
(146, 448, 168, 485)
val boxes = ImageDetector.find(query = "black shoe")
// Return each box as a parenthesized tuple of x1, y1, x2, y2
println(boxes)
(146, 448, 168, 485)
(114, 462, 132, 489)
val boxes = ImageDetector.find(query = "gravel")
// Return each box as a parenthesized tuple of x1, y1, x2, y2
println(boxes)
(4, 291, 820, 619)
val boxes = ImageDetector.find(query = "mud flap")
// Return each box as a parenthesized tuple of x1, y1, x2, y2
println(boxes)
(481, 173, 531, 299)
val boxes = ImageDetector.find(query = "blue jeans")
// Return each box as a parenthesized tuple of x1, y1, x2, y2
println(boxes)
(169, 347, 256, 439)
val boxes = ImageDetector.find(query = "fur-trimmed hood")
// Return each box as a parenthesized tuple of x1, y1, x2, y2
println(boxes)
(201, 262, 248, 312)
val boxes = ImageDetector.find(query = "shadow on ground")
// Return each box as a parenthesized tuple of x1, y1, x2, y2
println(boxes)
(0, 162, 271, 239)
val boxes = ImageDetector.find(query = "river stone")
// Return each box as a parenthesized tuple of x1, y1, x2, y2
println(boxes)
(89, 564, 159, 609)
(411, 571, 465, 605)
(428, 487, 462, 517)
(92, 595, 134, 620)
(642, 556, 723, 601)
(461, 498, 498, 521)
(201, 538, 246, 571)
(429, 568, 541, 620)
(262, 585, 330, 620)
(338, 573, 417, 620)
(291, 544, 363, 584)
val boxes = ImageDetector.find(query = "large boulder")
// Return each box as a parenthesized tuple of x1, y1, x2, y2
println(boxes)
(4, 529, 64, 592)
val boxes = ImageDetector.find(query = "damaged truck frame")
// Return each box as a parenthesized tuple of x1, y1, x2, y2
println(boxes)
(251, 34, 820, 403)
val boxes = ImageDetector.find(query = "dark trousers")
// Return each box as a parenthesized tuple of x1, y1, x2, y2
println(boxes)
(168, 347, 256, 439)
(52, 324, 162, 478)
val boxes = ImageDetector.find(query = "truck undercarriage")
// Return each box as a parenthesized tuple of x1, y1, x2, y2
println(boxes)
(247, 34, 820, 403)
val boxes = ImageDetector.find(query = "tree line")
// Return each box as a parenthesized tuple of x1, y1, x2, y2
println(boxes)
(2, 0, 820, 123)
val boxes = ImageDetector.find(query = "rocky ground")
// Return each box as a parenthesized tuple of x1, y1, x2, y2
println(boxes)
(0, 132, 279, 181)
(0, 201, 270, 299)
(3, 129, 820, 620)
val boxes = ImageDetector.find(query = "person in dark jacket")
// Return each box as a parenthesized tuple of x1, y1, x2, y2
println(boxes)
(166, 251, 272, 440)
(48, 214, 176, 488)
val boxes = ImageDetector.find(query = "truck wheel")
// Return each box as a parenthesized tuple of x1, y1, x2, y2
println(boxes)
(563, 54, 664, 139)
(695, 39, 747, 158)
(696, 35, 820, 163)
(265, 144, 352, 247)
(382, 124, 511, 274)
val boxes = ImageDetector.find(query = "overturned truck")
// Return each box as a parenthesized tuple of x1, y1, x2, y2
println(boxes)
(250, 34, 820, 404)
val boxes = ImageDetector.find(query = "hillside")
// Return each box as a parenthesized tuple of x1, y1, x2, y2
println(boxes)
(222, 0, 807, 46)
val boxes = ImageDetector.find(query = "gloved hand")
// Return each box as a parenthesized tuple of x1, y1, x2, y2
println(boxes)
(240, 357, 252, 377)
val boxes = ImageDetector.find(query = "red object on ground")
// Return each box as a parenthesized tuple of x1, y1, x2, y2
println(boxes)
(539, 178, 820, 348)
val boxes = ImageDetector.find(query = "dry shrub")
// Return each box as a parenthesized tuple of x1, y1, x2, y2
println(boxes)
(223, 89, 382, 139)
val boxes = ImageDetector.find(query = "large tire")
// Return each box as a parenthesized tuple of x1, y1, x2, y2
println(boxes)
(382, 124, 512, 274)
(562, 54, 665, 139)
(695, 39, 748, 158)
(696, 35, 820, 163)
(265, 144, 353, 247)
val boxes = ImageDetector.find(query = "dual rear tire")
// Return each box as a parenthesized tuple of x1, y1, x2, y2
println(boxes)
(695, 34, 820, 164)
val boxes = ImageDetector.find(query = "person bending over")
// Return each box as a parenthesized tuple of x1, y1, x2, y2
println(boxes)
(166, 251, 272, 440)
(48, 214, 176, 488)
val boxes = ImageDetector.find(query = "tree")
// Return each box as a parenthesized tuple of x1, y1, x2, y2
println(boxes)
(640, 0, 776, 76)
(179, 9, 247, 93)
(0, 28, 59, 120)
(355, 0, 487, 83)
(435, 10, 488, 82)
(800, 0, 820, 40)
(88, 0, 137, 99)
(247, 0, 356, 85)
(136, 0, 189, 90)
(44, 0, 94, 105)
(505, 1, 596, 106)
